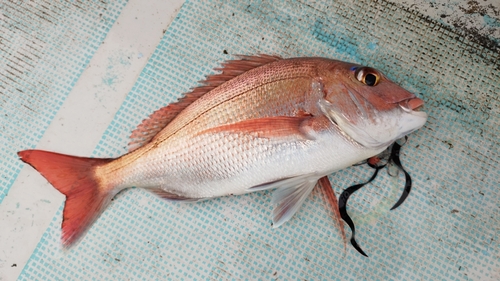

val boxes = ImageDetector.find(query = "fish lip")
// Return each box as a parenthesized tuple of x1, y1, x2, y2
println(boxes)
(398, 97, 424, 113)
(399, 103, 428, 119)
(411, 110, 428, 118)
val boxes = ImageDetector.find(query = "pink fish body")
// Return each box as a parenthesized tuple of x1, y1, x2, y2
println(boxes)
(19, 55, 427, 246)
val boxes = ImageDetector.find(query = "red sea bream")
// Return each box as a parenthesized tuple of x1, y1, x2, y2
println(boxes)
(18, 55, 428, 246)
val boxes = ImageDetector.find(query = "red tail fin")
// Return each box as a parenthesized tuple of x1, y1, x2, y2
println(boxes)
(18, 149, 114, 247)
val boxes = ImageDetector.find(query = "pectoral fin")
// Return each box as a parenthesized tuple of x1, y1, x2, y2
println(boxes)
(271, 178, 318, 228)
(198, 116, 313, 140)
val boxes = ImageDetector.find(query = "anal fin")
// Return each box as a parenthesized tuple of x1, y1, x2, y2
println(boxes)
(150, 189, 203, 202)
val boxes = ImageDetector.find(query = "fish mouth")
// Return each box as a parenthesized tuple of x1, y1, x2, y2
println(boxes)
(399, 97, 424, 112)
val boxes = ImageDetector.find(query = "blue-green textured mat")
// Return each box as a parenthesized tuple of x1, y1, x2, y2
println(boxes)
(18, 0, 500, 280)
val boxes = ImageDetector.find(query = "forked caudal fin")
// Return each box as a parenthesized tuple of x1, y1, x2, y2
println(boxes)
(18, 150, 114, 247)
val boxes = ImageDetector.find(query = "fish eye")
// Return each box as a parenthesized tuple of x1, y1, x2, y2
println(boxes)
(355, 67, 380, 86)
(364, 73, 377, 86)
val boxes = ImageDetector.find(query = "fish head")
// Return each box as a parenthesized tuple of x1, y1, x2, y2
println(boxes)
(318, 61, 428, 149)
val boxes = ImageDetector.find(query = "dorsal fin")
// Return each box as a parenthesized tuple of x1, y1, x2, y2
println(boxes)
(128, 54, 282, 151)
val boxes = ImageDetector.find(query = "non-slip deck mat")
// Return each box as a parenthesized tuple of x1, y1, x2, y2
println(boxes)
(0, 0, 129, 204)
(19, 0, 500, 280)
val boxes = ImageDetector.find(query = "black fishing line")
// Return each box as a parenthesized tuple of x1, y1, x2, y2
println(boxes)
(388, 138, 412, 210)
(339, 137, 412, 257)
(339, 164, 385, 257)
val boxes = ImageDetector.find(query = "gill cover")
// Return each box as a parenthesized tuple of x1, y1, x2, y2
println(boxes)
(319, 98, 426, 148)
